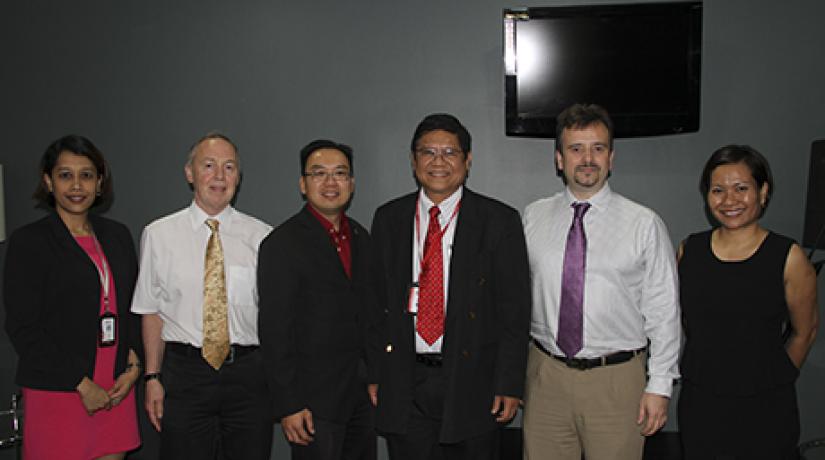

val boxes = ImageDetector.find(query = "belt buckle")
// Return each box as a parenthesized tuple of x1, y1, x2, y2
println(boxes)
(417, 354, 443, 367)
(225, 346, 235, 365)
(565, 358, 589, 370)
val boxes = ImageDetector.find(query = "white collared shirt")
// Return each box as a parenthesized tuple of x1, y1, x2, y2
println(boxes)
(412, 186, 463, 353)
(130, 202, 272, 346)
(523, 184, 681, 396)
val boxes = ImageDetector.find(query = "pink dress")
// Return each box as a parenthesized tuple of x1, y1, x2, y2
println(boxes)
(22, 235, 140, 460)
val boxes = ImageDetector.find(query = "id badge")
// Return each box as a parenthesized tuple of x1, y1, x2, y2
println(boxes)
(407, 282, 419, 315)
(99, 311, 117, 347)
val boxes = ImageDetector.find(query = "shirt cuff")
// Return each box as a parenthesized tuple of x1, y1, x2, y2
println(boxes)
(645, 376, 674, 398)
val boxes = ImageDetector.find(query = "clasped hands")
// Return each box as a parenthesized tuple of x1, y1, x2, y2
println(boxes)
(76, 364, 141, 416)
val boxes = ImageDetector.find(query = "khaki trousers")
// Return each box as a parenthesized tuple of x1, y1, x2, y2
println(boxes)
(523, 343, 646, 460)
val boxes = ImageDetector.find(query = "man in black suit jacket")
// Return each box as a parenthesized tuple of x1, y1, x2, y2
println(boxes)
(369, 114, 531, 460)
(258, 139, 377, 460)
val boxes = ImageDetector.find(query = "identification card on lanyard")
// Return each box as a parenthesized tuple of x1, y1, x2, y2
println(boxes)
(407, 282, 419, 315)
(100, 311, 117, 347)
(89, 233, 117, 347)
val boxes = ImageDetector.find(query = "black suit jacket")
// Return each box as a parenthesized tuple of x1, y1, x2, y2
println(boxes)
(4, 212, 141, 391)
(258, 206, 377, 422)
(370, 188, 531, 443)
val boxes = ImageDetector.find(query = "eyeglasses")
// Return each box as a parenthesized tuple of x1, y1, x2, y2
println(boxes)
(303, 169, 352, 182)
(414, 147, 463, 161)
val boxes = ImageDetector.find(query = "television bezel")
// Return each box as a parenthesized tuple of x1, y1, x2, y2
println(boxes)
(504, 1, 703, 139)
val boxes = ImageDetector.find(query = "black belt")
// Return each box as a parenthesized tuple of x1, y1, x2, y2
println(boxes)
(533, 339, 645, 370)
(415, 353, 443, 367)
(166, 342, 258, 365)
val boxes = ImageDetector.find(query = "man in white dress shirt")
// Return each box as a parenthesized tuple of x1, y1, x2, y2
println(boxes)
(131, 133, 273, 459)
(522, 104, 681, 460)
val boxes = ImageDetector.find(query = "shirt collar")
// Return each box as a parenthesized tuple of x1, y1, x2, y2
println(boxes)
(563, 182, 612, 213)
(418, 186, 463, 218)
(305, 204, 349, 236)
(188, 201, 235, 232)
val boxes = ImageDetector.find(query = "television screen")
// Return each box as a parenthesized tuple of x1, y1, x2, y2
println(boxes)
(504, 2, 702, 138)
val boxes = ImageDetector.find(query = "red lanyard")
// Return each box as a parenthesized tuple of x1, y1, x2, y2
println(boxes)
(88, 233, 112, 313)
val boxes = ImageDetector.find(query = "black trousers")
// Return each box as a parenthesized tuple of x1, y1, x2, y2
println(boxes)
(159, 346, 273, 460)
(384, 361, 500, 460)
(290, 389, 376, 460)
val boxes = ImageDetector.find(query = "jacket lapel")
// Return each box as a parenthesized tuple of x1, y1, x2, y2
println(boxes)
(48, 212, 92, 262)
(349, 220, 368, 285)
(394, 194, 417, 302)
(297, 206, 351, 283)
(445, 188, 482, 324)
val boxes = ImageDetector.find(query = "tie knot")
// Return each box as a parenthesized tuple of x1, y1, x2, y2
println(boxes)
(572, 202, 591, 219)
(206, 219, 220, 232)
(429, 206, 441, 219)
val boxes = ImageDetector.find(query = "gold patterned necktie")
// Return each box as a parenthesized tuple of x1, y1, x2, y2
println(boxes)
(202, 218, 230, 369)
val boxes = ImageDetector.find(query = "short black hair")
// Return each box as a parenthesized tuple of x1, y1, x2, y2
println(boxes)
(299, 139, 354, 175)
(33, 135, 112, 208)
(410, 113, 471, 155)
(700, 144, 774, 216)
(555, 103, 614, 153)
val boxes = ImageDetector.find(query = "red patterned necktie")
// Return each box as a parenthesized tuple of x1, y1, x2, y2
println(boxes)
(417, 206, 444, 345)
(557, 202, 590, 358)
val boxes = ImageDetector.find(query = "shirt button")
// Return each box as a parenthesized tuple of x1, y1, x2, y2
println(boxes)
(386, 344, 393, 353)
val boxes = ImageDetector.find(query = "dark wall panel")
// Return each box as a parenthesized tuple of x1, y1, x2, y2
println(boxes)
(1, 1, 824, 458)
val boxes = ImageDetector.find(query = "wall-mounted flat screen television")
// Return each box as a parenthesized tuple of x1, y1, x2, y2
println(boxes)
(504, 2, 702, 138)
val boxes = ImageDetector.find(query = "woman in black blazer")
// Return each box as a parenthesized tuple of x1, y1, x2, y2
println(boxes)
(4, 135, 142, 460)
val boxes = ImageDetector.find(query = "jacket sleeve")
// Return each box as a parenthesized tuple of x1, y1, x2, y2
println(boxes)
(366, 213, 390, 384)
(3, 228, 89, 389)
(257, 230, 305, 419)
(116, 223, 144, 365)
(492, 208, 532, 398)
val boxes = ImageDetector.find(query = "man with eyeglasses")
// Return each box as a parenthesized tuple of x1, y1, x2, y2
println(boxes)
(369, 114, 531, 460)
(258, 139, 377, 460)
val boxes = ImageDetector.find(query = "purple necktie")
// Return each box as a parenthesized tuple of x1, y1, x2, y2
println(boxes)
(557, 202, 590, 358)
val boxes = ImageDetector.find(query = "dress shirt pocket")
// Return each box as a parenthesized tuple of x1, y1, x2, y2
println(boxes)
(227, 265, 258, 308)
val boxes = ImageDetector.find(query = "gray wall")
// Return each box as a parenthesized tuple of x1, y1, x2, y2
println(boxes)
(1, 0, 824, 458)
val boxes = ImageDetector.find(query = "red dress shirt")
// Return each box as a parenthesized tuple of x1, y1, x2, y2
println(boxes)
(306, 204, 352, 278)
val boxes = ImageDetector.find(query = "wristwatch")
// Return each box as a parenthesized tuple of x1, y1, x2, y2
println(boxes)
(143, 372, 161, 383)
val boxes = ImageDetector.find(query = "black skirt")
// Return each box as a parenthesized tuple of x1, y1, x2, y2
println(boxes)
(678, 380, 799, 460)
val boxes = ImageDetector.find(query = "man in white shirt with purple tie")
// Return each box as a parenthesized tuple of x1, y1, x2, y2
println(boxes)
(522, 104, 681, 460)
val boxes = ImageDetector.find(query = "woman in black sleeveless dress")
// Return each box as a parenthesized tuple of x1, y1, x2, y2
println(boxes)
(678, 145, 818, 460)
